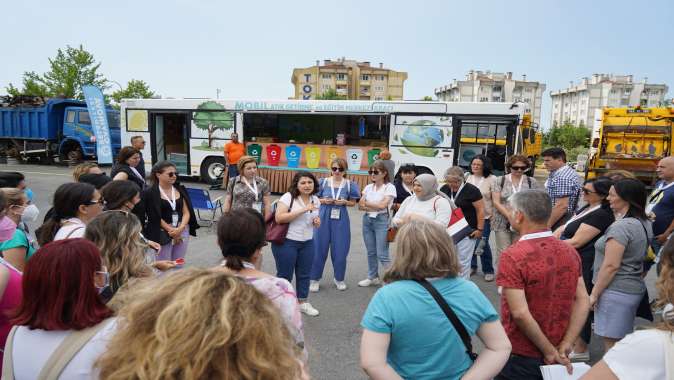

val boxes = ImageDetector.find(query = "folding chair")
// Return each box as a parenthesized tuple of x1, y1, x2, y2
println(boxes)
(186, 187, 223, 227)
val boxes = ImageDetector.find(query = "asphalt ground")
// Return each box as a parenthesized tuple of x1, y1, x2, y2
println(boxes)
(7, 163, 659, 380)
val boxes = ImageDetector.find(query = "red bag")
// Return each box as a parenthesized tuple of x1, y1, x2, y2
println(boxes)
(265, 198, 294, 245)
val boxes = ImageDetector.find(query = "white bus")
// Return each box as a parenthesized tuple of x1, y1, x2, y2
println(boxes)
(120, 99, 526, 192)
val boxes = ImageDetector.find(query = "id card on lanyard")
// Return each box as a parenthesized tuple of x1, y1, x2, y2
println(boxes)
(160, 186, 179, 227)
(646, 181, 674, 215)
(330, 178, 345, 220)
(243, 177, 263, 214)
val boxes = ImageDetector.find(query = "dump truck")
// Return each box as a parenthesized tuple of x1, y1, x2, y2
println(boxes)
(0, 96, 121, 163)
(586, 106, 674, 186)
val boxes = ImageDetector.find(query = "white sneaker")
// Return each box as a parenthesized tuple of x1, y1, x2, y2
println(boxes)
(334, 279, 347, 291)
(358, 278, 381, 287)
(309, 280, 320, 292)
(300, 302, 319, 317)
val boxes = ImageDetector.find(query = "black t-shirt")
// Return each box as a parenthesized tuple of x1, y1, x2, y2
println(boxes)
(562, 205, 614, 258)
(160, 197, 184, 226)
(394, 181, 414, 205)
(440, 183, 483, 229)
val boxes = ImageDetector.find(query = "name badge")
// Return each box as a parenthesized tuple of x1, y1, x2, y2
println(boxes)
(252, 202, 263, 213)
(171, 212, 179, 227)
(330, 208, 341, 220)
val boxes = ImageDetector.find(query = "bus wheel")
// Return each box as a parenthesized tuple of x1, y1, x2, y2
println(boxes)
(201, 157, 226, 185)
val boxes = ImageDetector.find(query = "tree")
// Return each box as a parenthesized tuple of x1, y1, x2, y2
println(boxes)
(315, 88, 346, 100)
(7, 45, 107, 99)
(421, 96, 433, 101)
(111, 80, 156, 103)
(193, 101, 233, 148)
(545, 122, 590, 151)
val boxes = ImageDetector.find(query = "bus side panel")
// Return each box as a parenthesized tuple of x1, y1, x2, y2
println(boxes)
(388, 114, 454, 178)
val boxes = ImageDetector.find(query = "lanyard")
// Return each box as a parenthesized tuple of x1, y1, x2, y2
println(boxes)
(510, 174, 525, 194)
(129, 166, 145, 183)
(563, 204, 601, 229)
(401, 183, 413, 196)
(0, 257, 21, 274)
(159, 185, 177, 211)
(330, 178, 346, 200)
(519, 230, 554, 241)
(242, 176, 259, 201)
(295, 196, 316, 217)
(449, 184, 464, 203)
(649, 181, 674, 203)
(470, 175, 484, 189)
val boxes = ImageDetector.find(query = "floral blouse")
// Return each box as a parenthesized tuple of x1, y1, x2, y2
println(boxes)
(226, 176, 270, 210)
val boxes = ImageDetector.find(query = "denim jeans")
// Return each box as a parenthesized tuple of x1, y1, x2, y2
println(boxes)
(362, 213, 390, 279)
(471, 218, 494, 274)
(271, 239, 314, 300)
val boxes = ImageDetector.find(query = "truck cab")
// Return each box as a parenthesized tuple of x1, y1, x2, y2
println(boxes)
(60, 106, 121, 161)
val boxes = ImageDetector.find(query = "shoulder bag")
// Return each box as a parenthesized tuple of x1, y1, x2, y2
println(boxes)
(413, 279, 478, 361)
(265, 197, 294, 245)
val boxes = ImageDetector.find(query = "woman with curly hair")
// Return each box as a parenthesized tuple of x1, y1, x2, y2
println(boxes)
(96, 269, 308, 380)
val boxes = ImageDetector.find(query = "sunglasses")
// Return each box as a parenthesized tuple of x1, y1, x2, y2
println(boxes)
(368, 170, 381, 175)
(86, 199, 105, 206)
(331, 167, 345, 172)
(582, 188, 596, 194)
(165, 172, 177, 177)
(511, 166, 528, 171)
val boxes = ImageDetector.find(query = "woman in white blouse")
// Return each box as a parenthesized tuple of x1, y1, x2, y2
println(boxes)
(393, 174, 451, 228)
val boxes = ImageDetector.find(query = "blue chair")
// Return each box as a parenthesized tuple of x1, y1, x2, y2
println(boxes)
(186, 187, 223, 227)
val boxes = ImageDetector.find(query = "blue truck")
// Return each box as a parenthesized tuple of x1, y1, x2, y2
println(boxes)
(0, 97, 121, 163)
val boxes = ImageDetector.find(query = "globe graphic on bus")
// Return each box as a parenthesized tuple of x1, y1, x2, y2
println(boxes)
(400, 120, 444, 157)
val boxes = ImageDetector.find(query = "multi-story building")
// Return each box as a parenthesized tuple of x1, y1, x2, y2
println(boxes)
(550, 74, 669, 128)
(434, 70, 546, 126)
(291, 58, 407, 101)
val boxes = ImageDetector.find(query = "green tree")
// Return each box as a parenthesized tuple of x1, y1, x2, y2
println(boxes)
(544, 122, 591, 151)
(6, 45, 107, 99)
(111, 80, 156, 103)
(193, 101, 233, 148)
(315, 88, 346, 100)
(421, 96, 433, 101)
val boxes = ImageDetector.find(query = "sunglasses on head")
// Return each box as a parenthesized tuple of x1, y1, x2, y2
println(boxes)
(511, 165, 528, 171)
(331, 167, 345, 172)
(368, 170, 380, 175)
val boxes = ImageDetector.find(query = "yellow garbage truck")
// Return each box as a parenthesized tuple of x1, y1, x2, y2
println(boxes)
(586, 106, 674, 186)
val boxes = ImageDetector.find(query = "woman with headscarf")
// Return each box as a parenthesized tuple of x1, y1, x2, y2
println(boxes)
(392, 174, 451, 228)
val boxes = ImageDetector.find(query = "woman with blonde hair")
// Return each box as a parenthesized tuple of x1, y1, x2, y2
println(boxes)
(310, 157, 360, 292)
(360, 219, 511, 379)
(581, 237, 674, 379)
(223, 155, 272, 219)
(96, 269, 307, 380)
(85, 211, 173, 305)
(0, 188, 37, 271)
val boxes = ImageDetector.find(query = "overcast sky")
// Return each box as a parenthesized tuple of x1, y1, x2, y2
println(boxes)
(2, 0, 672, 128)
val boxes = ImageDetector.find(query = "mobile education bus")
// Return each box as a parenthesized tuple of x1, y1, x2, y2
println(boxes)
(120, 99, 534, 192)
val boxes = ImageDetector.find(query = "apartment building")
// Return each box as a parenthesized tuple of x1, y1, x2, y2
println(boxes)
(291, 58, 407, 100)
(434, 70, 546, 126)
(550, 74, 669, 128)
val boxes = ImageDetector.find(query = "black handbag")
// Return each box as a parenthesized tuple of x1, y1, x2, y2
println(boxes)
(414, 279, 478, 361)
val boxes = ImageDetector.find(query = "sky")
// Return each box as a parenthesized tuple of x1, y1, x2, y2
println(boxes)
(2, 0, 673, 129)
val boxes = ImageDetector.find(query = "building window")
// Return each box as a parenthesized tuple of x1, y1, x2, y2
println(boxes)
(525, 87, 533, 93)
(337, 73, 346, 80)
(493, 86, 502, 92)
(361, 74, 370, 81)
(375, 97, 384, 101)
(377, 75, 385, 81)
(321, 73, 331, 79)
(480, 97, 488, 102)
(492, 97, 501, 102)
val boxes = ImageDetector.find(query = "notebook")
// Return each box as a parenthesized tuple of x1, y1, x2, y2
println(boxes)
(540, 363, 591, 380)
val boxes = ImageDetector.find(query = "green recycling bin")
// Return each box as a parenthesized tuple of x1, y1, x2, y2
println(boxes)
(247, 143, 262, 164)
(367, 148, 381, 166)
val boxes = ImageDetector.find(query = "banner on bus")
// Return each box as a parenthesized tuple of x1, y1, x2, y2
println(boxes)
(82, 85, 113, 164)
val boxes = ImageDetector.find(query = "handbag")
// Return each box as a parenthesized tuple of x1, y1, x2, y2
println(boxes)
(386, 227, 397, 242)
(413, 279, 478, 361)
(265, 197, 294, 245)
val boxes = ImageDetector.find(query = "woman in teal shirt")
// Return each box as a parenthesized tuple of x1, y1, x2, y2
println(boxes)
(360, 219, 511, 380)
(0, 188, 37, 271)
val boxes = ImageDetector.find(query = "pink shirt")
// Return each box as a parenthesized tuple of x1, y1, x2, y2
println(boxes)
(0, 260, 23, 370)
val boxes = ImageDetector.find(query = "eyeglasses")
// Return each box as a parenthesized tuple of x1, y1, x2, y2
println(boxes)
(368, 170, 380, 175)
(331, 167, 345, 172)
(511, 166, 528, 171)
(95, 266, 110, 288)
(582, 188, 596, 194)
(165, 172, 177, 177)
(86, 199, 105, 206)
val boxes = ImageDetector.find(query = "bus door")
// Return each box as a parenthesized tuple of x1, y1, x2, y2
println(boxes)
(455, 117, 517, 175)
(388, 114, 454, 177)
(150, 111, 190, 175)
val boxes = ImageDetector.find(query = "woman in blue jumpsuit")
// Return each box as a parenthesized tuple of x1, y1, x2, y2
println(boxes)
(310, 158, 360, 292)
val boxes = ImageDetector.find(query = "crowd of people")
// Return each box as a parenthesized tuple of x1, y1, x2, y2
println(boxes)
(0, 143, 672, 379)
